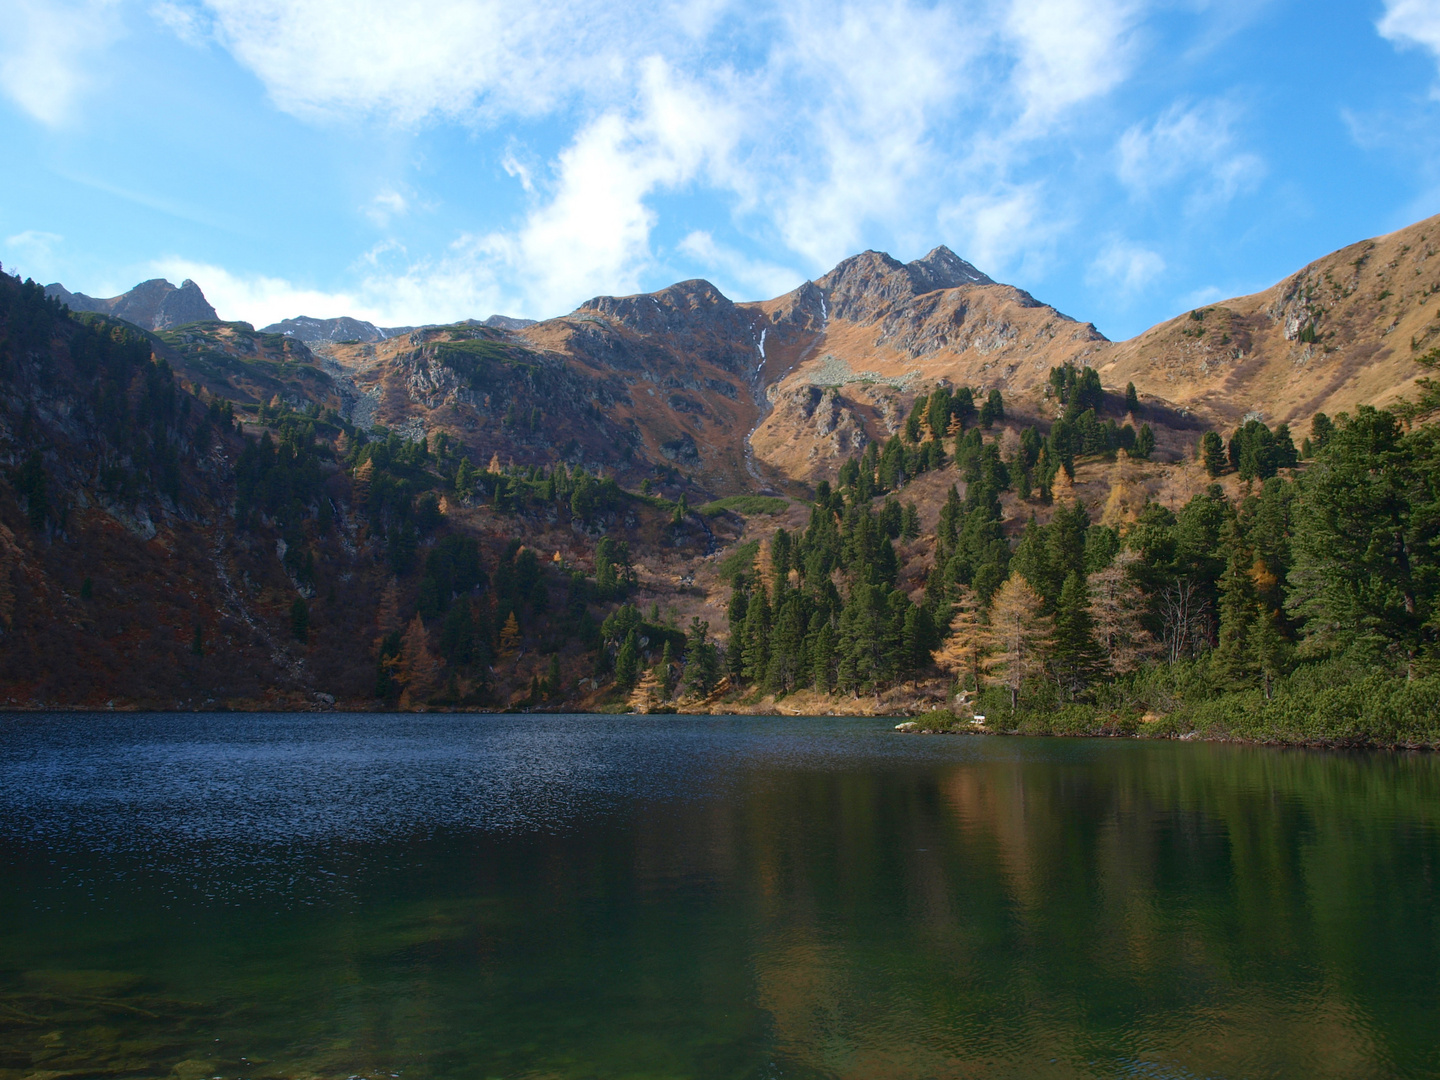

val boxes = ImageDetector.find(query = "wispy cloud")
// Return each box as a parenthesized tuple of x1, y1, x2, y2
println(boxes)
(676, 231, 802, 300)
(1006, 0, 1145, 123)
(1088, 238, 1165, 296)
(0, 0, 124, 125)
(2, 230, 65, 280)
(1379, 0, 1440, 94)
(365, 189, 411, 228)
(1117, 99, 1265, 212)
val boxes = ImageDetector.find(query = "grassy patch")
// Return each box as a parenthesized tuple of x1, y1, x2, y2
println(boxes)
(715, 540, 759, 583)
(698, 495, 789, 517)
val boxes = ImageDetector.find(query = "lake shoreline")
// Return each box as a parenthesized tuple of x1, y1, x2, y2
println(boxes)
(3, 701, 1437, 752)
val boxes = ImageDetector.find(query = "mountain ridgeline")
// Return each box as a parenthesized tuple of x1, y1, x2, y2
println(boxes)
(4, 212, 1440, 735)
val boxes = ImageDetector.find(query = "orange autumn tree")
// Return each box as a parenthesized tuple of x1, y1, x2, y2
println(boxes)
(399, 615, 444, 708)
(983, 574, 1052, 712)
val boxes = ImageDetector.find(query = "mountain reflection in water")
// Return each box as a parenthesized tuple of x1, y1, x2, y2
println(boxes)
(1, 713, 1437, 1079)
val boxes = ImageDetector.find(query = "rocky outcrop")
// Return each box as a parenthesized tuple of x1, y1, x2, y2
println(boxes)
(45, 278, 219, 330)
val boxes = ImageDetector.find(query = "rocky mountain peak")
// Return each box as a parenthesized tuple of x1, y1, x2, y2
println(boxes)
(905, 246, 992, 292)
(815, 245, 993, 326)
(44, 277, 218, 331)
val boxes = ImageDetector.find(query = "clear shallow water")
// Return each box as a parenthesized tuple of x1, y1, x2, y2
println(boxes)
(1, 714, 1438, 1080)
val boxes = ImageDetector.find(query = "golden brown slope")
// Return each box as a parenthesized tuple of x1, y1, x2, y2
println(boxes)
(1101, 212, 1440, 430)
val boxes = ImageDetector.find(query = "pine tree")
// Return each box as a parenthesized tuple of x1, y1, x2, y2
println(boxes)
(1133, 423, 1155, 460)
(1202, 431, 1227, 478)
(1253, 605, 1289, 699)
(811, 622, 838, 692)
(1212, 518, 1257, 688)
(546, 653, 562, 698)
(191, 623, 205, 658)
(767, 593, 807, 692)
(454, 458, 476, 499)
(726, 576, 750, 678)
(615, 629, 640, 689)
(1125, 382, 1140, 416)
(741, 581, 772, 685)
(660, 640, 676, 698)
(1051, 572, 1105, 699)
(901, 501, 921, 540)
(685, 618, 720, 695)
(979, 388, 1004, 428)
(983, 575, 1051, 712)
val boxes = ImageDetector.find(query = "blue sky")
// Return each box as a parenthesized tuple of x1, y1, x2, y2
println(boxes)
(1, 0, 1438, 339)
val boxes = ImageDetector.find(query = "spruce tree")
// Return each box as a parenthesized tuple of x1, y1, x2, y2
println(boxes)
(726, 576, 750, 678)
(1133, 423, 1155, 460)
(1125, 382, 1140, 416)
(1202, 432, 1227, 478)
(811, 623, 837, 692)
(686, 618, 719, 695)
(901, 502, 921, 540)
(1212, 518, 1257, 688)
(979, 388, 1004, 428)
(660, 640, 676, 698)
(741, 581, 772, 685)
(1253, 605, 1288, 699)
(1052, 572, 1105, 699)
(615, 629, 640, 689)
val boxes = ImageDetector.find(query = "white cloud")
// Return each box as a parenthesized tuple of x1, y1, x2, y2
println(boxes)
(165, 0, 1157, 309)
(1088, 238, 1165, 294)
(1179, 283, 1226, 309)
(1117, 99, 1265, 211)
(192, 0, 643, 123)
(150, 257, 385, 328)
(676, 231, 803, 300)
(3, 230, 65, 279)
(365, 189, 410, 227)
(938, 186, 1060, 281)
(149, 0, 210, 46)
(1006, 0, 1144, 122)
(1378, 0, 1440, 84)
(0, 0, 124, 125)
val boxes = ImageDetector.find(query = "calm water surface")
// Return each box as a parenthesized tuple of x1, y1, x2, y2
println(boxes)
(1, 713, 1438, 1080)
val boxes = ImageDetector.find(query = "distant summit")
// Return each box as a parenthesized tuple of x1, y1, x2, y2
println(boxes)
(261, 313, 536, 343)
(260, 315, 407, 344)
(44, 278, 218, 331)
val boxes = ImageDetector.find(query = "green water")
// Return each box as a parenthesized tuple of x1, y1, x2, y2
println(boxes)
(1, 714, 1438, 1079)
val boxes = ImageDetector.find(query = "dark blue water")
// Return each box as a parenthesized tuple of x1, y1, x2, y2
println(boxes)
(2, 712, 1438, 1079)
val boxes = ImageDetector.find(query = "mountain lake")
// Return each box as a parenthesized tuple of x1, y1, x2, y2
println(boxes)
(1, 712, 1438, 1079)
